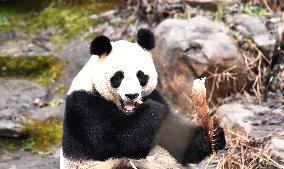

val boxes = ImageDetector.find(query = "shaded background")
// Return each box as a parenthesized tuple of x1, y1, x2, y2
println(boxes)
(0, 0, 283, 168)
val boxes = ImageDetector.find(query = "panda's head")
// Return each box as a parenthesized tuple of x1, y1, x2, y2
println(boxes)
(73, 28, 157, 114)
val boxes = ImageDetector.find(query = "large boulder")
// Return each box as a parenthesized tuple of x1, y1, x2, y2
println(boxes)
(153, 16, 245, 114)
(0, 79, 47, 137)
(228, 14, 276, 53)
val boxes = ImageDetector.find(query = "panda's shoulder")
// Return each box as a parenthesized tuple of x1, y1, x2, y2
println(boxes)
(145, 90, 169, 108)
(65, 90, 119, 117)
(66, 90, 97, 104)
(146, 90, 163, 100)
(65, 90, 108, 114)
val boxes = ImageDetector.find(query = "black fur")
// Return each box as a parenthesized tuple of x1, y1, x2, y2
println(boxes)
(137, 70, 149, 87)
(125, 93, 139, 100)
(110, 71, 124, 88)
(90, 35, 112, 56)
(137, 28, 155, 50)
(182, 124, 226, 164)
(213, 124, 226, 150)
(62, 89, 169, 161)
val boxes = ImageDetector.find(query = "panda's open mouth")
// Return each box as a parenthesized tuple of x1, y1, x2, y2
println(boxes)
(122, 100, 138, 113)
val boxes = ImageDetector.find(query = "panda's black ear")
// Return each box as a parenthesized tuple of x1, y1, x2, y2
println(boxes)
(137, 28, 155, 50)
(90, 35, 112, 56)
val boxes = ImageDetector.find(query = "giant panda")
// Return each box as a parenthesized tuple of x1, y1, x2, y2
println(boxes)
(60, 28, 226, 169)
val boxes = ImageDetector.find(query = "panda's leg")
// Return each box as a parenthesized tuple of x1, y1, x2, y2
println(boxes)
(155, 111, 226, 164)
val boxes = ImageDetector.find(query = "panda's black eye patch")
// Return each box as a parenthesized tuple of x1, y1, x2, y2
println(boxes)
(137, 70, 149, 87)
(110, 71, 124, 88)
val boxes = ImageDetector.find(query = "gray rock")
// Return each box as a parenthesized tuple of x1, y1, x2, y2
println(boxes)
(155, 17, 241, 73)
(0, 78, 47, 137)
(0, 30, 25, 46)
(217, 100, 284, 138)
(270, 136, 284, 163)
(217, 99, 284, 162)
(59, 39, 91, 88)
(230, 14, 276, 52)
(0, 40, 52, 58)
(29, 104, 64, 121)
(153, 16, 245, 113)
(0, 120, 25, 138)
(0, 151, 59, 169)
(0, 28, 58, 58)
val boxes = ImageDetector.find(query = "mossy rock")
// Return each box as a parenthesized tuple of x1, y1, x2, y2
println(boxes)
(0, 117, 63, 153)
(0, 55, 66, 85)
(21, 117, 63, 153)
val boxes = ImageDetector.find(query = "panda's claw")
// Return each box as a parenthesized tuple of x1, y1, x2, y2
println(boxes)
(211, 124, 226, 151)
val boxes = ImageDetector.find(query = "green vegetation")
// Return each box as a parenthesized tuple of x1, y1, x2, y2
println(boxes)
(22, 117, 63, 153)
(0, 0, 122, 41)
(242, 5, 267, 16)
(213, 4, 268, 21)
(54, 84, 68, 95)
(0, 56, 66, 85)
(213, 4, 228, 21)
(48, 97, 64, 107)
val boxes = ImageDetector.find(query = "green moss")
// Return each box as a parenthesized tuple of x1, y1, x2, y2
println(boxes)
(21, 117, 63, 152)
(55, 84, 68, 96)
(0, 1, 122, 41)
(48, 97, 64, 107)
(0, 56, 66, 85)
(0, 118, 62, 153)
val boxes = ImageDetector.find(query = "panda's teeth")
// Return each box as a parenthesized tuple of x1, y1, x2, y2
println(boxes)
(137, 100, 143, 104)
(123, 101, 135, 111)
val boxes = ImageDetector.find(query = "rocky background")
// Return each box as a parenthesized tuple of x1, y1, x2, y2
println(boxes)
(0, 0, 283, 168)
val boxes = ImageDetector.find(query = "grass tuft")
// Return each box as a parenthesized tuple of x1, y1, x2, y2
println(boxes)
(0, 56, 66, 85)
(21, 117, 63, 153)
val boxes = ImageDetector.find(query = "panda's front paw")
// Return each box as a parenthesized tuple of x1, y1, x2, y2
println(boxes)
(212, 124, 226, 151)
(182, 124, 226, 164)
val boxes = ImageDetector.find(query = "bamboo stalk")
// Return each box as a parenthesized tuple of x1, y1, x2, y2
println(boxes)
(191, 77, 216, 153)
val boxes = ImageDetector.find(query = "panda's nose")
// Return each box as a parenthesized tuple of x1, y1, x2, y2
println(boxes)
(125, 93, 139, 100)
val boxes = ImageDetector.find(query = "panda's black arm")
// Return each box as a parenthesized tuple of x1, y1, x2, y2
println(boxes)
(62, 90, 119, 160)
(154, 111, 212, 164)
(149, 90, 226, 164)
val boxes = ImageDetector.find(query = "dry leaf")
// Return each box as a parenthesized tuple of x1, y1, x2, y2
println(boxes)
(191, 77, 216, 153)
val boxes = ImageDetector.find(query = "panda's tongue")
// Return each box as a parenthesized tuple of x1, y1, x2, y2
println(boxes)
(123, 101, 135, 111)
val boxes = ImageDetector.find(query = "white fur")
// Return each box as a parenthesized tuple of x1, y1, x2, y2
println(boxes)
(60, 150, 118, 169)
(60, 148, 66, 169)
(67, 55, 98, 94)
(68, 40, 158, 108)
(60, 146, 183, 169)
